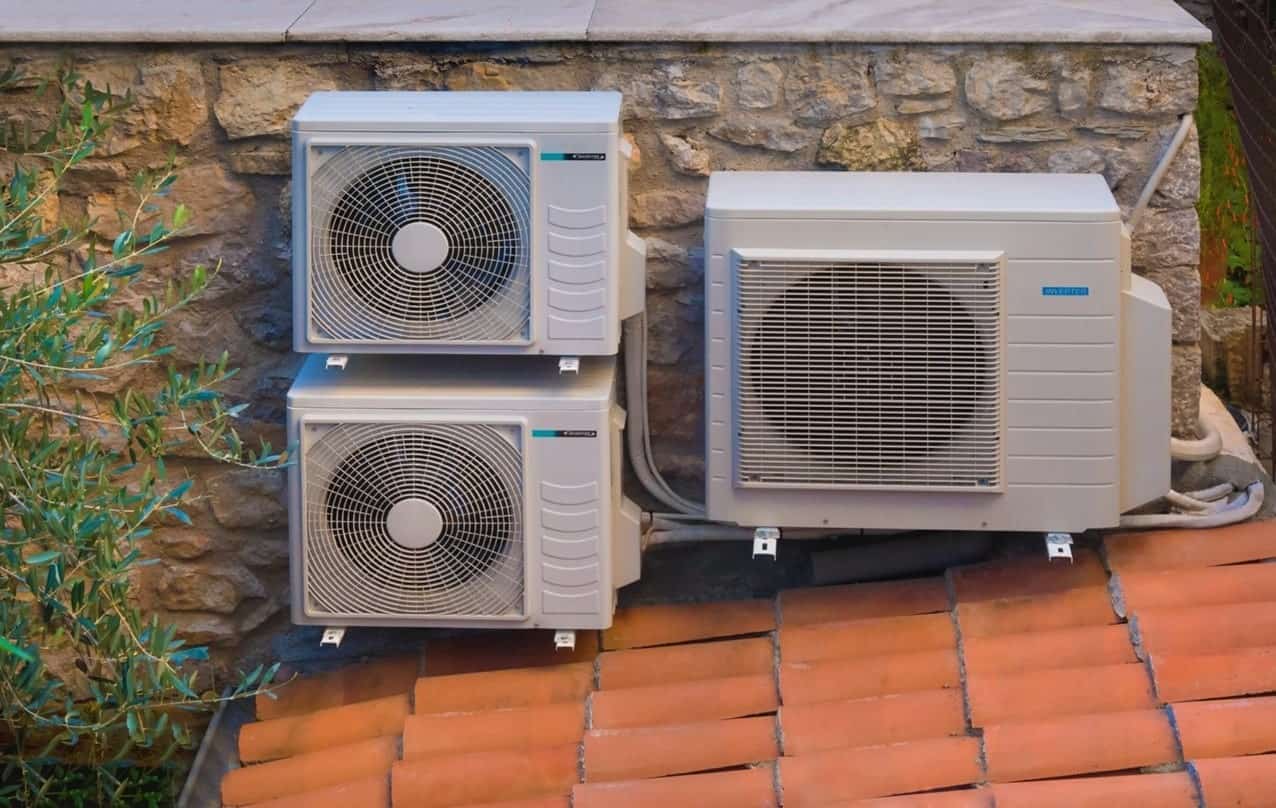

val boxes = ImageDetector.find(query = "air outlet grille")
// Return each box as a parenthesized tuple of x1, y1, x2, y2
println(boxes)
(308, 144, 531, 344)
(735, 259, 1003, 491)
(303, 422, 524, 619)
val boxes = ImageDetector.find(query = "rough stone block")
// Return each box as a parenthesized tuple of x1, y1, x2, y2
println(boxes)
(207, 468, 287, 530)
(1172, 344, 1203, 437)
(1132, 208, 1201, 270)
(1097, 51, 1198, 115)
(1141, 265, 1202, 344)
(215, 60, 341, 139)
(965, 56, 1051, 120)
(660, 133, 711, 176)
(818, 118, 922, 170)
(735, 62, 783, 109)
(785, 54, 876, 123)
(709, 117, 817, 153)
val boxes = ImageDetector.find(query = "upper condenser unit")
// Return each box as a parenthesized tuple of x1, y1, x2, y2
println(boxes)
(287, 355, 640, 630)
(291, 91, 644, 356)
(705, 171, 1171, 533)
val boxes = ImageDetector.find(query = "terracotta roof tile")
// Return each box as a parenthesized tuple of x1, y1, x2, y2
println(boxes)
(255, 655, 418, 721)
(780, 612, 956, 663)
(602, 599, 776, 649)
(583, 715, 778, 781)
(237, 775, 389, 808)
(982, 708, 1178, 781)
(847, 790, 994, 807)
(950, 550, 1107, 602)
(781, 689, 966, 755)
(1190, 753, 1276, 807)
(453, 799, 571, 808)
(597, 636, 774, 690)
(779, 650, 962, 706)
(962, 624, 1137, 677)
(221, 736, 398, 806)
(589, 673, 778, 729)
(967, 663, 1157, 725)
(1150, 646, 1276, 703)
(1133, 601, 1276, 656)
(1114, 563, 1276, 615)
(956, 586, 1117, 639)
(238, 693, 409, 763)
(413, 662, 593, 715)
(572, 765, 778, 808)
(778, 736, 983, 804)
(389, 744, 578, 808)
(454, 799, 571, 808)
(402, 702, 586, 761)
(1172, 696, 1276, 759)
(423, 630, 599, 676)
(1104, 520, 1276, 572)
(779, 578, 949, 626)
(988, 771, 1198, 807)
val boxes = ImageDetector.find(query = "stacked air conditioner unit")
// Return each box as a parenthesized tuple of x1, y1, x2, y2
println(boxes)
(287, 92, 643, 630)
(703, 171, 1171, 533)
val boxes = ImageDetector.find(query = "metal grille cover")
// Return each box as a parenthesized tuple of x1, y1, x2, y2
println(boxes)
(308, 144, 531, 344)
(735, 258, 1002, 491)
(303, 422, 524, 619)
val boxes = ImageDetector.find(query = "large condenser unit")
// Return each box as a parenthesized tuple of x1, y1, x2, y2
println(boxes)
(287, 354, 640, 630)
(291, 91, 644, 356)
(704, 171, 1170, 533)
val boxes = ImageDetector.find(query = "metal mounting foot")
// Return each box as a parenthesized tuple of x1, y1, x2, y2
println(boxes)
(320, 627, 346, 647)
(325, 355, 348, 371)
(554, 630, 576, 651)
(558, 357, 580, 374)
(753, 527, 779, 560)
(1045, 532, 1074, 563)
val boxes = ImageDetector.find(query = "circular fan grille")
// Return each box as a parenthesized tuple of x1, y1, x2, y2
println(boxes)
(309, 145, 531, 343)
(740, 262, 1000, 488)
(304, 422, 524, 618)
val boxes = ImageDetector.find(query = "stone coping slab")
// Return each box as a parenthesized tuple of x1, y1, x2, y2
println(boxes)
(0, 0, 1210, 44)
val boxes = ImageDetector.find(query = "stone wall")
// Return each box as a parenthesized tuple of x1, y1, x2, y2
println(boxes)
(0, 42, 1203, 656)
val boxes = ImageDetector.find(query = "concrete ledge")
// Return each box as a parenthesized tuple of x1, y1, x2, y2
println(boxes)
(0, 0, 1211, 44)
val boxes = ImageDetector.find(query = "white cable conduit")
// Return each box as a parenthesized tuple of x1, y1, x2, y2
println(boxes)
(1120, 481, 1265, 529)
(1170, 417, 1224, 463)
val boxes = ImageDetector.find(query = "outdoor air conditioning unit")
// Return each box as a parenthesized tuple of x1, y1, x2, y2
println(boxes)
(705, 171, 1171, 533)
(287, 354, 641, 630)
(291, 91, 644, 356)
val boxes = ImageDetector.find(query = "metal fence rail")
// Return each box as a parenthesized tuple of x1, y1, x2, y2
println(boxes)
(1213, 0, 1275, 470)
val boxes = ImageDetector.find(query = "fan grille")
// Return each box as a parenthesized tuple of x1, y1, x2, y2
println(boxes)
(303, 422, 524, 619)
(308, 145, 531, 344)
(736, 259, 1002, 491)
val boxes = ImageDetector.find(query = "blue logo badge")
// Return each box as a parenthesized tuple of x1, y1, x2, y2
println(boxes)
(1042, 286, 1090, 297)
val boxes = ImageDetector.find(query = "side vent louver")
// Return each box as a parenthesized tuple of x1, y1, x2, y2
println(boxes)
(735, 259, 1003, 491)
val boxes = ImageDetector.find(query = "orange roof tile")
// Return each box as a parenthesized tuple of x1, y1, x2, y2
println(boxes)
(402, 702, 586, 760)
(1104, 520, 1276, 572)
(390, 744, 578, 808)
(255, 655, 418, 721)
(1150, 646, 1276, 702)
(589, 673, 778, 729)
(988, 771, 1198, 808)
(982, 709, 1179, 781)
(780, 612, 956, 663)
(602, 599, 775, 649)
(597, 635, 774, 690)
(949, 549, 1107, 602)
(572, 766, 778, 808)
(779, 577, 949, 625)
(413, 661, 593, 715)
(238, 693, 409, 763)
(780, 650, 961, 706)
(237, 775, 390, 808)
(781, 689, 966, 755)
(956, 586, 1117, 639)
(221, 736, 398, 806)
(1190, 753, 1276, 807)
(967, 662, 1156, 725)
(583, 715, 778, 782)
(961, 623, 1137, 677)
(778, 736, 983, 804)
(1172, 696, 1276, 759)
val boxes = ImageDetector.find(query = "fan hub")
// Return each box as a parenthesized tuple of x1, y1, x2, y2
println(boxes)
(385, 498, 444, 549)
(390, 221, 449, 274)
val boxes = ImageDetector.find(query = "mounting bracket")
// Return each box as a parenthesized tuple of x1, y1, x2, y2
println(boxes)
(325, 355, 349, 371)
(553, 630, 577, 651)
(558, 357, 580, 374)
(753, 527, 779, 560)
(320, 627, 346, 647)
(1045, 532, 1074, 563)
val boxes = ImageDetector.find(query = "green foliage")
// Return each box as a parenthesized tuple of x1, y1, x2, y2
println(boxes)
(1196, 44, 1261, 308)
(0, 65, 285, 804)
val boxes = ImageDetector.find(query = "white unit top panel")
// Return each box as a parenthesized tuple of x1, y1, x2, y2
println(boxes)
(293, 91, 622, 134)
(706, 171, 1121, 223)
(288, 354, 616, 411)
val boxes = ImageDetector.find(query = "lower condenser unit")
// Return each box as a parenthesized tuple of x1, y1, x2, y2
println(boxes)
(287, 355, 640, 630)
(704, 171, 1171, 533)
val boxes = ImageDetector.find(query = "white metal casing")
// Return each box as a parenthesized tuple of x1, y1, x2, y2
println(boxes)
(292, 91, 642, 356)
(704, 171, 1171, 533)
(287, 354, 641, 630)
